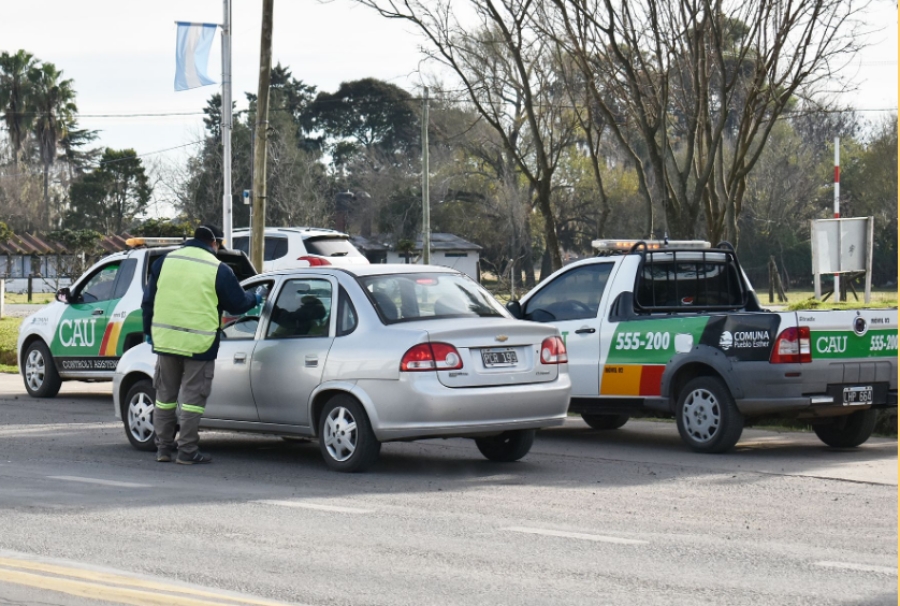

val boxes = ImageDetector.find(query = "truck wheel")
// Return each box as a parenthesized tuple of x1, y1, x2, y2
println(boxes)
(23, 340, 62, 398)
(581, 413, 629, 430)
(475, 430, 535, 462)
(318, 395, 381, 472)
(813, 409, 878, 448)
(676, 377, 743, 453)
(123, 379, 157, 452)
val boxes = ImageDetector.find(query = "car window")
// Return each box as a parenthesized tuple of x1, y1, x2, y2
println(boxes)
(523, 263, 613, 322)
(221, 280, 275, 340)
(79, 262, 121, 303)
(112, 259, 137, 300)
(266, 279, 332, 339)
(359, 273, 505, 324)
(230, 236, 288, 261)
(337, 287, 358, 336)
(635, 259, 743, 309)
(304, 237, 365, 259)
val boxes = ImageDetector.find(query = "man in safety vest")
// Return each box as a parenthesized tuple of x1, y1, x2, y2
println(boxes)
(141, 224, 262, 464)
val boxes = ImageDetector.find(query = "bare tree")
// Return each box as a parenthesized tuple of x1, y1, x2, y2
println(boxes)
(352, 0, 581, 271)
(540, 0, 867, 244)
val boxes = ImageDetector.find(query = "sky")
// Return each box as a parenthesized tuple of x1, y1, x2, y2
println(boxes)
(1, 0, 897, 208)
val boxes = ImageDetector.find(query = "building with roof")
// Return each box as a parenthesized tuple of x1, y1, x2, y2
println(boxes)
(351, 233, 482, 280)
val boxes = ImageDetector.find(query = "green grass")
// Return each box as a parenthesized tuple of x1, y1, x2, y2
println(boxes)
(0, 364, 17, 374)
(763, 289, 897, 310)
(3, 292, 54, 304)
(0, 316, 22, 370)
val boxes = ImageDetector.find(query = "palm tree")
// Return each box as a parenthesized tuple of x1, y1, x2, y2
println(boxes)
(0, 49, 38, 166)
(30, 61, 77, 229)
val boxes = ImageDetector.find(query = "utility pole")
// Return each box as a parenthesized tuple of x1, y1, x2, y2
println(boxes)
(221, 0, 233, 246)
(421, 87, 431, 264)
(833, 137, 841, 301)
(250, 0, 274, 271)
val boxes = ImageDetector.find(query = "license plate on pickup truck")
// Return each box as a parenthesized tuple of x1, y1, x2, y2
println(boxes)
(481, 348, 518, 368)
(843, 386, 873, 405)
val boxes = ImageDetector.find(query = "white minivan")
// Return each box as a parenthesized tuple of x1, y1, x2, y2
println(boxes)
(231, 227, 369, 271)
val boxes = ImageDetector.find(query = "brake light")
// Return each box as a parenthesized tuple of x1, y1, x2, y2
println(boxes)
(770, 327, 811, 364)
(400, 343, 463, 371)
(540, 336, 568, 364)
(297, 255, 331, 266)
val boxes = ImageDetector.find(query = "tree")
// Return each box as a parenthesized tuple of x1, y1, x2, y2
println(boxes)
(30, 61, 77, 228)
(0, 49, 37, 166)
(541, 0, 868, 244)
(67, 148, 151, 233)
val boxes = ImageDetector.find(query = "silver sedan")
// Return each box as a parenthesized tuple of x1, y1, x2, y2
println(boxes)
(113, 265, 571, 472)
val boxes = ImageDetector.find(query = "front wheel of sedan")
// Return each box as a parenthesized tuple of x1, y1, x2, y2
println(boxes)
(318, 395, 381, 473)
(23, 340, 62, 398)
(123, 379, 157, 452)
(475, 429, 535, 462)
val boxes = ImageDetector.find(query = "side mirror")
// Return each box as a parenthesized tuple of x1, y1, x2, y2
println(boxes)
(506, 300, 523, 319)
(56, 287, 70, 303)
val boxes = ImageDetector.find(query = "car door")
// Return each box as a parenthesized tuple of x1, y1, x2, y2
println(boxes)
(251, 276, 336, 427)
(51, 260, 122, 372)
(205, 278, 274, 421)
(522, 262, 614, 396)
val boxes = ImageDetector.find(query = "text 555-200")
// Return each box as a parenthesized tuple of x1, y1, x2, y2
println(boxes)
(615, 331, 671, 351)
(870, 334, 898, 352)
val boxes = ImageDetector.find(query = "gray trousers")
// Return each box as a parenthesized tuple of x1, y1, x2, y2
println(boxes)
(153, 355, 215, 455)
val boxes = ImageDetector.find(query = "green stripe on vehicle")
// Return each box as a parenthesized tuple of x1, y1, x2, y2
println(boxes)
(810, 329, 898, 359)
(607, 316, 710, 364)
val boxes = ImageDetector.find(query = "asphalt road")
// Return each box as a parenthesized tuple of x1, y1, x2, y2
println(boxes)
(0, 373, 896, 606)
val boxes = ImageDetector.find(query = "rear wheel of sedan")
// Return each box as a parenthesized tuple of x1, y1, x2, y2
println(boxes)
(318, 395, 381, 472)
(581, 413, 629, 430)
(813, 409, 878, 448)
(675, 377, 743, 453)
(475, 429, 535, 462)
(23, 340, 62, 398)
(123, 379, 157, 452)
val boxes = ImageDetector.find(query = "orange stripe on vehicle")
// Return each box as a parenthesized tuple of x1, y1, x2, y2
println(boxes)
(600, 365, 642, 396)
(103, 323, 122, 356)
(98, 323, 113, 356)
(638, 365, 665, 396)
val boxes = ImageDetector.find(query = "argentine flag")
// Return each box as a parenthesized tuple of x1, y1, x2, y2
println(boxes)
(175, 22, 218, 91)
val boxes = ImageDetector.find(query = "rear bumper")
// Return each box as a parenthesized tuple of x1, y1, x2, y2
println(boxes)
(357, 373, 572, 441)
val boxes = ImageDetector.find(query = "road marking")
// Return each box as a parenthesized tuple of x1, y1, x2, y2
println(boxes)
(814, 561, 897, 575)
(254, 499, 373, 514)
(48, 476, 152, 489)
(0, 555, 302, 606)
(0, 422, 117, 436)
(503, 526, 647, 545)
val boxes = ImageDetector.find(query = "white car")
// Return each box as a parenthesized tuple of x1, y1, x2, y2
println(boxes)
(113, 264, 572, 472)
(231, 227, 369, 271)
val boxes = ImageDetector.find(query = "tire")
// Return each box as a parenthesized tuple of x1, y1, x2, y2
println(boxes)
(318, 395, 381, 472)
(123, 379, 157, 452)
(581, 413, 629, 430)
(475, 429, 535, 462)
(22, 340, 62, 398)
(675, 377, 743, 453)
(813, 409, 878, 448)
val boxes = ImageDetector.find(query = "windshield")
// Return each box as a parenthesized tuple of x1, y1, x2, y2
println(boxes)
(359, 272, 507, 323)
(305, 237, 364, 258)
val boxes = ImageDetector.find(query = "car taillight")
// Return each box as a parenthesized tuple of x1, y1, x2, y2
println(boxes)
(400, 343, 463, 371)
(540, 336, 568, 364)
(770, 326, 811, 364)
(297, 255, 331, 266)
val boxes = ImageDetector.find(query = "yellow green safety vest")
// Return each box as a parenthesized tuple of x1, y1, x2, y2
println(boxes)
(151, 246, 220, 356)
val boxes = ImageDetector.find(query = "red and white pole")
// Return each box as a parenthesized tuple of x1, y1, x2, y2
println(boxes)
(833, 137, 840, 299)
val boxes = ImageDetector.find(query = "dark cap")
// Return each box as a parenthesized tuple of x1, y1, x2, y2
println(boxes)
(194, 224, 224, 244)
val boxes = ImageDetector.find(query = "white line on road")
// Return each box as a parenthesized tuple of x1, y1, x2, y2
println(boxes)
(503, 526, 648, 545)
(0, 423, 117, 436)
(253, 500, 373, 514)
(47, 476, 152, 489)
(814, 561, 897, 576)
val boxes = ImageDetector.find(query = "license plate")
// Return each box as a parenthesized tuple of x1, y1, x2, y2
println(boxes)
(842, 386, 873, 405)
(481, 348, 518, 367)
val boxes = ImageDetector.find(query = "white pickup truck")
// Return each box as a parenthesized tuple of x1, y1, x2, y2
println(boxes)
(507, 240, 898, 453)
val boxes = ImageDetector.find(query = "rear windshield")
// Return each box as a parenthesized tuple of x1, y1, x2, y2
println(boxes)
(305, 237, 364, 258)
(359, 273, 507, 323)
(635, 257, 744, 309)
(231, 236, 288, 261)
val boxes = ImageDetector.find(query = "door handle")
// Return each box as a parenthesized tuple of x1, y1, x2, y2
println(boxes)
(305, 355, 318, 368)
(233, 353, 247, 364)
(575, 327, 596, 334)
(92, 309, 104, 316)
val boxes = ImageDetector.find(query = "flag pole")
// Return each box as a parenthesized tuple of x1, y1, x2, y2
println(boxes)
(221, 0, 233, 246)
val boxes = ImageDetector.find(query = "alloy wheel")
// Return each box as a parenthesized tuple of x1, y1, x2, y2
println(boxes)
(127, 391, 155, 444)
(323, 406, 358, 462)
(682, 388, 720, 443)
(25, 349, 45, 392)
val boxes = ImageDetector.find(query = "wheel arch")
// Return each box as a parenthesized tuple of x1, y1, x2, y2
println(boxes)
(309, 383, 379, 438)
(661, 347, 742, 413)
(119, 371, 153, 413)
(19, 334, 49, 369)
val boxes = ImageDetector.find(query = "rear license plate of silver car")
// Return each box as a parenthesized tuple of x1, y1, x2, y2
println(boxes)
(842, 386, 873, 405)
(481, 348, 518, 367)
